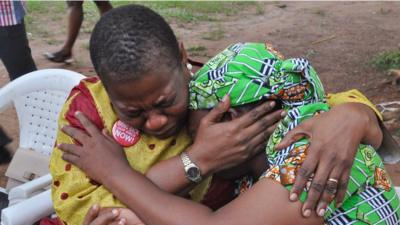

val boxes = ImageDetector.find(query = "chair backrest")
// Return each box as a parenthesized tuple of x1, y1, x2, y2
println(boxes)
(0, 69, 85, 157)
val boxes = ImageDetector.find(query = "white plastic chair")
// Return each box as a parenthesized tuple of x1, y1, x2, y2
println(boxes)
(0, 69, 85, 225)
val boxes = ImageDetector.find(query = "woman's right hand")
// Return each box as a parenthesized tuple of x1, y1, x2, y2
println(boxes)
(84, 205, 145, 225)
(188, 96, 284, 175)
(83, 205, 121, 225)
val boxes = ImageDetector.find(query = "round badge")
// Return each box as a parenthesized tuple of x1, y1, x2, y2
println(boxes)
(112, 120, 140, 147)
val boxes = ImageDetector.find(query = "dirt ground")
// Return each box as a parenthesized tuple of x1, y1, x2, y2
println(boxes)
(0, 2, 399, 187)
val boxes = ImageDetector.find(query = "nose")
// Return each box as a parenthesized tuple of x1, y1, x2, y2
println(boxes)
(145, 111, 168, 131)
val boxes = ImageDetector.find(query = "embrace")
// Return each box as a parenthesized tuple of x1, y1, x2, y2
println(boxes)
(50, 5, 399, 225)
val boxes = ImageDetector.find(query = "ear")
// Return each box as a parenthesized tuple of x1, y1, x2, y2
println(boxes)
(179, 42, 189, 65)
(179, 42, 192, 80)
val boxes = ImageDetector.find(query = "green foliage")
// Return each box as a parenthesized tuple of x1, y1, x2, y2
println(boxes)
(202, 24, 225, 41)
(23, 1, 262, 42)
(25, 1, 261, 25)
(373, 50, 400, 71)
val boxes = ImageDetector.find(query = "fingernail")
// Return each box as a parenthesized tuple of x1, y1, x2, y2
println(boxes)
(222, 95, 229, 102)
(336, 202, 342, 208)
(118, 218, 126, 225)
(303, 209, 311, 217)
(74, 111, 80, 116)
(112, 209, 118, 215)
(92, 204, 99, 211)
(281, 110, 287, 117)
(289, 193, 298, 201)
(318, 208, 325, 217)
(269, 101, 276, 107)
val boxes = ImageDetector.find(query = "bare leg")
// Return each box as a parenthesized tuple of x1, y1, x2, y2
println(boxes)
(62, 1, 84, 55)
(45, 1, 83, 63)
(94, 1, 113, 15)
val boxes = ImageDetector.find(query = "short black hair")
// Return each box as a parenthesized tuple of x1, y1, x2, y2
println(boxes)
(90, 4, 181, 83)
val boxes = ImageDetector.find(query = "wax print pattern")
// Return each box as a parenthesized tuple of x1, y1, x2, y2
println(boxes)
(189, 42, 400, 224)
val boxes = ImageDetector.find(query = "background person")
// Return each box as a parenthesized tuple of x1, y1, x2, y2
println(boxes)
(44, 0, 112, 63)
(0, 0, 37, 81)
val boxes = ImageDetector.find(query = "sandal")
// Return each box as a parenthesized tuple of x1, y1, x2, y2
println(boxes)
(44, 51, 74, 64)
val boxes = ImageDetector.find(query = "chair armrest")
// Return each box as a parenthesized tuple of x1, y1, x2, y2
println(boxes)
(1, 189, 54, 225)
(8, 174, 52, 206)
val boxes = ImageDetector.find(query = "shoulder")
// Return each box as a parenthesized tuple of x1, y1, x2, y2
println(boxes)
(62, 77, 105, 130)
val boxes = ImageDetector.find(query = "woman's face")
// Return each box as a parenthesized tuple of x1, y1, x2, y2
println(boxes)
(107, 66, 192, 139)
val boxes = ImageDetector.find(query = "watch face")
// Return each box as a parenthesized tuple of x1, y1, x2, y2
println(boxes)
(187, 167, 200, 179)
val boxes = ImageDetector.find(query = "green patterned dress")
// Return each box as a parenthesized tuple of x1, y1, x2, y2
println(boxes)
(189, 42, 400, 224)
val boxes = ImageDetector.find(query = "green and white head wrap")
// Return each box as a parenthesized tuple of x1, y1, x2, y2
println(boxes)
(188, 43, 400, 224)
(189, 42, 325, 110)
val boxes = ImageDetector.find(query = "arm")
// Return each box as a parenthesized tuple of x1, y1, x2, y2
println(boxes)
(60, 99, 284, 194)
(146, 99, 283, 190)
(275, 90, 383, 217)
(50, 86, 126, 225)
(97, 159, 322, 225)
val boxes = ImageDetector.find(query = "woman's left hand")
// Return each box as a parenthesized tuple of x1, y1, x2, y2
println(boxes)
(58, 111, 131, 184)
(275, 102, 383, 217)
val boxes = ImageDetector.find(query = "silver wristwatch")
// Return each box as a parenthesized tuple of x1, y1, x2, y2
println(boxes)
(180, 152, 202, 183)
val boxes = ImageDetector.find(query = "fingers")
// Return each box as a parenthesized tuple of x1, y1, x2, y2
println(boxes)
(276, 123, 311, 150)
(238, 101, 277, 128)
(246, 121, 280, 154)
(300, 144, 338, 217)
(244, 109, 284, 139)
(265, 121, 279, 138)
(246, 129, 270, 157)
(83, 204, 100, 225)
(202, 95, 231, 124)
(75, 111, 102, 137)
(87, 208, 121, 225)
(61, 152, 81, 165)
(58, 143, 81, 156)
(315, 168, 340, 217)
(61, 125, 90, 144)
(102, 128, 116, 143)
(335, 168, 351, 208)
(109, 218, 127, 225)
(299, 143, 336, 217)
(289, 145, 318, 203)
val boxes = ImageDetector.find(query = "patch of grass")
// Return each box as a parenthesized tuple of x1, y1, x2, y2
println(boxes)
(101, 1, 260, 23)
(139, 1, 240, 23)
(23, 1, 260, 45)
(255, 4, 265, 15)
(372, 50, 400, 71)
(45, 38, 60, 45)
(202, 24, 225, 41)
(25, 1, 66, 37)
(25, 1, 260, 27)
(187, 45, 207, 56)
